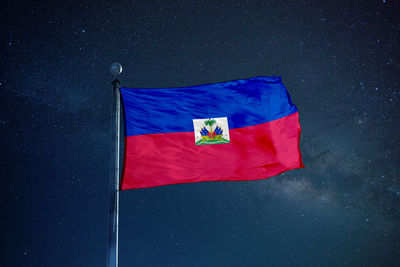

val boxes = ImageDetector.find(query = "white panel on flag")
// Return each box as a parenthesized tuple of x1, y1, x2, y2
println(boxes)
(192, 117, 230, 145)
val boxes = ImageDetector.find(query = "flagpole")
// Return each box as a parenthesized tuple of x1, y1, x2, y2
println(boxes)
(107, 63, 122, 267)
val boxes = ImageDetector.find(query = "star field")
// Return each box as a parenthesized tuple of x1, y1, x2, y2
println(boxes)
(1, 0, 399, 266)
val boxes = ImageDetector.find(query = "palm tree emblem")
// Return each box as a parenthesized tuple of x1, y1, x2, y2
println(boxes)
(204, 119, 217, 139)
(196, 118, 230, 145)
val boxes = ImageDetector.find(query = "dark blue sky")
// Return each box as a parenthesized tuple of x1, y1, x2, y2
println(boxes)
(1, 0, 400, 266)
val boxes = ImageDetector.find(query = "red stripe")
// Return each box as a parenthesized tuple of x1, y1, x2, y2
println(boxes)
(121, 112, 304, 190)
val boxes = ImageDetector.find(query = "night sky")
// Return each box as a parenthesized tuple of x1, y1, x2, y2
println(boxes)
(2, 0, 400, 266)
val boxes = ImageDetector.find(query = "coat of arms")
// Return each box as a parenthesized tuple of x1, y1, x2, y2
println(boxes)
(193, 117, 230, 145)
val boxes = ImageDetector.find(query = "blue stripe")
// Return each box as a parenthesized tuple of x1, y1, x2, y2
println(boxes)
(120, 76, 298, 136)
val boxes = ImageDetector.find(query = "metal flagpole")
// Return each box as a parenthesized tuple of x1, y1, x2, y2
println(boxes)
(107, 63, 122, 267)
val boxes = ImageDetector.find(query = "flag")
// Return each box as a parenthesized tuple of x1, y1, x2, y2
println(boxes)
(119, 76, 304, 190)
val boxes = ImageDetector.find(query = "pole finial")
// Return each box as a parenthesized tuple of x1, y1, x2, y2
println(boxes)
(110, 62, 122, 77)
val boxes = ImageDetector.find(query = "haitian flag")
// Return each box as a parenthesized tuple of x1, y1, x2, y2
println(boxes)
(120, 76, 304, 190)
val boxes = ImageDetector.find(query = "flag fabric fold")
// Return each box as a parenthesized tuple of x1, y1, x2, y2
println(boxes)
(120, 76, 304, 190)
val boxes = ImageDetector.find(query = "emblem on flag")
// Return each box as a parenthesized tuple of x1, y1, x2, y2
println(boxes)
(193, 117, 230, 145)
